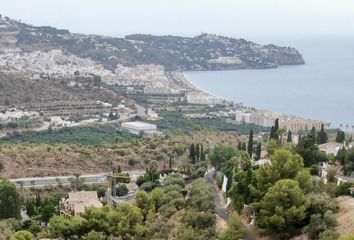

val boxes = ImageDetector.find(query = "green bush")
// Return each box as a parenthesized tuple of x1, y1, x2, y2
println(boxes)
(116, 184, 129, 197)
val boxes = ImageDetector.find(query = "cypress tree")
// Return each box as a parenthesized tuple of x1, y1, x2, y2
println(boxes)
(241, 143, 247, 151)
(200, 145, 206, 161)
(270, 126, 276, 140)
(287, 130, 292, 143)
(189, 143, 196, 163)
(316, 124, 328, 144)
(270, 119, 280, 141)
(336, 130, 346, 143)
(247, 130, 253, 158)
(274, 118, 279, 131)
(237, 142, 242, 150)
(169, 156, 172, 169)
(195, 144, 200, 162)
(310, 126, 316, 138)
(255, 142, 261, 160)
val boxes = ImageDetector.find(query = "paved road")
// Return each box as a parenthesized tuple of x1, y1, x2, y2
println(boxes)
(10, 171, 144, 188)
(205, 171, 230, 220)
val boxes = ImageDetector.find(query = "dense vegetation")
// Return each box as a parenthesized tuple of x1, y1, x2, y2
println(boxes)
(0, 173, 220, 240)
(0, 125, 139, 145)
(152, 110, 268, 135)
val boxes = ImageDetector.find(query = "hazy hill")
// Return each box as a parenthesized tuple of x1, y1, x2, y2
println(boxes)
(0, 15, 304, 73)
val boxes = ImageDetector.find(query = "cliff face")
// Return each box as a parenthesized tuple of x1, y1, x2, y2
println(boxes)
(0, 16, 304, 74)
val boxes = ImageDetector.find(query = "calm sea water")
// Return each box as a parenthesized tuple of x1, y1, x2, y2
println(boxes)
(185, 37, 354, 128)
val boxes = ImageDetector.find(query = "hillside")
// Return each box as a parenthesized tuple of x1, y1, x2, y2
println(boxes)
(0, 15, 304, 74)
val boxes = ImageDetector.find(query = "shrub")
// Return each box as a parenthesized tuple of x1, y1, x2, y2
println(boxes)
(310, 164, 320, 176)
(140, 182, 154, 192)
(336, 182, 354, 196)
(128, 158, 139, 166)
(116, 184, 129, 197)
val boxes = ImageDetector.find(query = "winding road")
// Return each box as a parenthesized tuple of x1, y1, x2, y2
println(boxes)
(205, 171, 230, 220)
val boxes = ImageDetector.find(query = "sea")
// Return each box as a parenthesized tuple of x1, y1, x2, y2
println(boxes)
(185, 36, 354, 128)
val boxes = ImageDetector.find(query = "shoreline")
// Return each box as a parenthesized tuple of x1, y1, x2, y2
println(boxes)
(180, 70, 330, 128)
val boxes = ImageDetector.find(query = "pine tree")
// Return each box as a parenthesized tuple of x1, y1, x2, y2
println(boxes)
(287, 130, 292, 143)
(255, 142, 261, 160)
(247, 130, 253, 158)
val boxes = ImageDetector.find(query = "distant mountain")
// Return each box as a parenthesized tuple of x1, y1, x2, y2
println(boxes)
(0, 15, 304, 74)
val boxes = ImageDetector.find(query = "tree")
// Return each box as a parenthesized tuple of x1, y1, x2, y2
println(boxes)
(87, 230, 106, 240)
(310, 126, 317, 138)
(200, 145, 206, 161)
(295, 134, 319, 167)
(10, 230, 34, 240)
(241, 143, 247, 151)
(208, 144, 236, 171)
(107, 204, 143, 236)
(345, 148, 354, 175)
(116, 183, 129, 197)
(306, 210, 337, 240)
(336, 130, 345, 143)
(0, 179, 21, 219)
(270, 119, 279, 141)
(218, 214, 247, 240)
(40, 204, 56, 225)
(186, 179, 215, 212)
(255, 143, 261, 160)
(316, 124, 328, 144)
(266, 139, 278, 156)
(287, 130, 292, 143)
(195, 144, 200, 162)
(277, 127, 287, 145)
(336, 182, 354, 196)
(226, 151, 253, 211)
(237, 142, 242, 150)
(93, 75, 102, 90)
(247, 130, 253, 158)
(0, 159, 4, 171)
(318, 229, 340, 240)
(189, 144, 196, 163)
(135, 191, 154, 221)
(336, 147, 347, 173)
(274, 118, 279, 131)
(48, 215, 82, 238)
(256, 179, 308, 239)
(0, 219, 15, 240)
(250, 149, 305, 202)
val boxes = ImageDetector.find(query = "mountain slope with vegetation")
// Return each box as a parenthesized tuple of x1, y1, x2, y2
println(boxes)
(0, 15, 304, 72)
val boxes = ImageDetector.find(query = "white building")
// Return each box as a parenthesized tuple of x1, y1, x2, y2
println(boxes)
(60, 191, 102, 217)
(121, 121, 160, 136)
(319, 142, 344, 155)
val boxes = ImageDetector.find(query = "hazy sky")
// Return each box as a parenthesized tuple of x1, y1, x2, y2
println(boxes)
(2, 0, 354, 42)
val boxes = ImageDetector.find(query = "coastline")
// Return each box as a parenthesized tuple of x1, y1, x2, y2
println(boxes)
(181, 70, 330, 129)
(177, 71, 225, 102)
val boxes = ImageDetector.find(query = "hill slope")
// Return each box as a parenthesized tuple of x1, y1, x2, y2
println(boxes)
(0, 15, 304, 73)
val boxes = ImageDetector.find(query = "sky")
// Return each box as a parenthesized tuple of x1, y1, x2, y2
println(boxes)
(1, 0, 354, 43)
